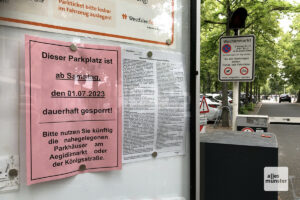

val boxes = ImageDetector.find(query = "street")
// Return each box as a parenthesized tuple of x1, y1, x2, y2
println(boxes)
(258, 102, 300, 200)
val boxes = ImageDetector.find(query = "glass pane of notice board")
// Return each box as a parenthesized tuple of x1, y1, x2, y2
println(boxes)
(0, 0, 199, 199)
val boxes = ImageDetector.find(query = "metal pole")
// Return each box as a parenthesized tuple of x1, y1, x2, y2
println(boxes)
(232, 82, 239, 131)
(192, 0, 201, 199)
(232, 29, 240, 131)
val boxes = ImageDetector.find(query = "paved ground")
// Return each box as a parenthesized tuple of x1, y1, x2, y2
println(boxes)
(259, 102, 300, 117)
(258, 102, 300, 200)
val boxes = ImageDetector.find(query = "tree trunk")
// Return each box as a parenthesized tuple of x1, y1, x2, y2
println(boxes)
(215, 81, 218, 93)
(297, 90, 300, 103)
(254, 82, 258, 103)
(202, 79, 205, 94)
(253, 82, 257, 102)
(256, 86, 258, 103)
(258, 86, 261, 102)
(221, 82, 229, 126)
(245, 82, 249, 105)
(238, 82, 242, 113)
(207, 72, 211, 93)
(221, 0, 231, 127)
(250, 82, 253, 103)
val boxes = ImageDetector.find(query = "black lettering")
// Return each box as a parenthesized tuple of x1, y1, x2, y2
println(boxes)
(42, 51, 47, 58)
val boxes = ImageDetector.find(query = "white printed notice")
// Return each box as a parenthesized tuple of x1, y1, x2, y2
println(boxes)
(122, 47, 186, 163)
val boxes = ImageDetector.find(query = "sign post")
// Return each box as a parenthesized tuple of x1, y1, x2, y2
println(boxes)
(219, 35, 255, 82)
(219, 34, 255, 131)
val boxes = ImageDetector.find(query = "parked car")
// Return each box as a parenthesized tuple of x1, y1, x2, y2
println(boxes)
(212, 94, 233, 104)
(206, 94, 233, 111)
(279, 94, 291, 103)
(200, 95, 221, 122)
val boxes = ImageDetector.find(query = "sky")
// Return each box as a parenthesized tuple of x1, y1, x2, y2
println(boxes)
(279, 16, 293, 33)
(279, 0, 300, 32)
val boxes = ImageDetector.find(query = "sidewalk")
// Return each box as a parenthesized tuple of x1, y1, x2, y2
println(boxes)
(248, 101, 262, 115)
(206, 102, 262, 133)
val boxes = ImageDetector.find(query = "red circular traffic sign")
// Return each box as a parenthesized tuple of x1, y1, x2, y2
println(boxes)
(224, 67, 232, 75)
(240, 67, 249, 75)
(222, 44, 231, 53)
(241, 127, 254, 132)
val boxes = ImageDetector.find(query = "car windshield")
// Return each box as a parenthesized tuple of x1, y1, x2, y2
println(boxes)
(206, 96, 219, 103)
(214, 95, 222, 100)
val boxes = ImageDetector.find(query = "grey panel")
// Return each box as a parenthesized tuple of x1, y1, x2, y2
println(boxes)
(237, 115, 269, 128)
(200, 131, 277, 148)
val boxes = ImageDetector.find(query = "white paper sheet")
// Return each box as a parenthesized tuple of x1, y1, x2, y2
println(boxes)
(122, 47, 186, 163)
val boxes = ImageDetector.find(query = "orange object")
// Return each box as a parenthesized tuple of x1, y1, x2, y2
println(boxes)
(261, 134, 271, 138)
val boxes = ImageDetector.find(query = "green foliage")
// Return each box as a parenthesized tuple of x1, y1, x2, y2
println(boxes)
(261, 83, 271, 95)
(246, 103, 254, 111)
(268, 73, 285, 94)
(239, 106, 248, 114)
(287, 85, 297, 95)
(239, 103, 254, 114)
(278, 14, 300, 96)
(200, 0, 299, 94)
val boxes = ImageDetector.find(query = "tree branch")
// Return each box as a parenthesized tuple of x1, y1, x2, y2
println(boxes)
(240, 22, 254, 34)
(260, 33, 276, 44)
(240, 4, 294, 34)
(216, 0, 225, 6)
(215, 31, 226, 43)
(203, 20, 226, 25)
(271, 6, 293, 12)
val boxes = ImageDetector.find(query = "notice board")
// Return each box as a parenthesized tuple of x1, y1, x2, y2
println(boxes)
(0, 0, 199, 199)
(0, 0, 176, 46)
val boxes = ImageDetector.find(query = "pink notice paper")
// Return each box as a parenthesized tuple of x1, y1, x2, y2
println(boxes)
(25, 35, 122, 185)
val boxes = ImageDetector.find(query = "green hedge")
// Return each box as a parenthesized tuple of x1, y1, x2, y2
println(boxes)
(240, 106, 248, 114)
(246, 103, 254, 111)
(240, 103, 255, 114)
